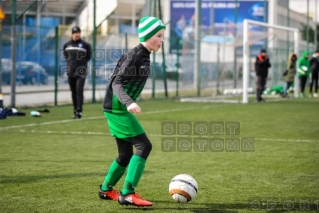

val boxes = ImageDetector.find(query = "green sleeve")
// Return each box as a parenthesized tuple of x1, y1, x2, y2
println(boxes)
(297, 58, 303, 70)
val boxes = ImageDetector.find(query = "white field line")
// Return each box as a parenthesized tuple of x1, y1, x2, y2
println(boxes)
(0, 105, 222, 131)
(9, 129, 111, 136)
(2, 129, 318, 143)
(149, 134, 319, 143)
(256, 138, 319, 143)
(0, 116, 104, 130)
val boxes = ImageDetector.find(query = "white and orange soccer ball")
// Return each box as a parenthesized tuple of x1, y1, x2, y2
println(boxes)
(169, 174, 198, 202)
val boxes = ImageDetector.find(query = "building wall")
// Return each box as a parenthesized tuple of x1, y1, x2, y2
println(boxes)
(268, 0, 316, 55)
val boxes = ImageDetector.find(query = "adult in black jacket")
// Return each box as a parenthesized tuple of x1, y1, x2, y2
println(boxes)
(63, 26, 92, 118)
(255, 49, 271, 102)
(309, 50, 319, 97)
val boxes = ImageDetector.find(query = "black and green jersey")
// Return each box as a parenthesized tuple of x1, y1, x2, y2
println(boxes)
(103, 43, 151, 113)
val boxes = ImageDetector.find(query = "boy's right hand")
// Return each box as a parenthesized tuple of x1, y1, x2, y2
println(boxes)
(127, 103, 141, 114)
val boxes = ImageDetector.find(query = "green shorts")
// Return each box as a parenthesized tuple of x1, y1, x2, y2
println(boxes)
(104, 112, 145, 139)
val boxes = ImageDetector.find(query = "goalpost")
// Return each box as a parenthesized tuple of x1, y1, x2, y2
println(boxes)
(180, 19, 301, 104)
(243, 19, 300, 104)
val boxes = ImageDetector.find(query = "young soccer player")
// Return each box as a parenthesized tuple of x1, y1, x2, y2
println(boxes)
(98, 16, 166, 207)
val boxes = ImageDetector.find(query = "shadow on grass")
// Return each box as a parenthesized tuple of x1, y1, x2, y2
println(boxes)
(123, 203, 241, 212)
(122, 201, 319, 212)
(0, 159, 109, 163)
(0, 170, 154, 184)
(125, 208, 238, 213)
(0, 172, 106, 184)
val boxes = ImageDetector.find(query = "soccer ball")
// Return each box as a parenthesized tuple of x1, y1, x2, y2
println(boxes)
(169, 174, 198, 202)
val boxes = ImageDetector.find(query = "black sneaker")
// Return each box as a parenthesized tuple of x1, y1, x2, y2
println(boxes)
(118, 192, 152, 207)
(73, 111, 82, 119)
(77, 112, 82, 119)
(257, 98, 266, 103)
(73, 110, 77, 119)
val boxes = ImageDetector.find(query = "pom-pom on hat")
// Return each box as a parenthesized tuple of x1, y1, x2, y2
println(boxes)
(138, 16, 166, 42)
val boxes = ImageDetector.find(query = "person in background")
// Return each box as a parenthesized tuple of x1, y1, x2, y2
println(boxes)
(255, 49, 271, 102)
(309, 50, 319, 97)
(63, 26, 92, 119)
(297, 51, 310, 98)
(283, 53, 297, 98)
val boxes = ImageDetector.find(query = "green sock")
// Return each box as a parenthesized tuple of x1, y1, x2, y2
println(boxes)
(121, 155, 146, 195)
(101, 160, 126, 191)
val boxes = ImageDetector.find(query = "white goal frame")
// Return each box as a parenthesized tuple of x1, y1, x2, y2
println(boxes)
(243, 19, 300, 104)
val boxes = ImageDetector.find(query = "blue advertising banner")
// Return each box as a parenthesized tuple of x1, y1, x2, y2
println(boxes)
(170, 0, 268, 53)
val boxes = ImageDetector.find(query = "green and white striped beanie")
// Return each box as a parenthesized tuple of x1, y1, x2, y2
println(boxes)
(138, 16, 166, 42)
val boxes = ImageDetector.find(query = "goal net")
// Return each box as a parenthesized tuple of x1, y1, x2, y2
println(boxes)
(180, 19, 301, 104)
(242, 19, 300, 103)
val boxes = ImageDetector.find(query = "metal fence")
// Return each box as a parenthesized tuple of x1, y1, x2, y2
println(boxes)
(0, 24, 316, 107)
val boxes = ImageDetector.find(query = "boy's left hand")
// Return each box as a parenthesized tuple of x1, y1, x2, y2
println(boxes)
(127, 103, 141, 114)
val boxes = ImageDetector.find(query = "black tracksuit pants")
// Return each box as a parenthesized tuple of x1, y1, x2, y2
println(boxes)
(309, 72, 319, 93)
(299, 76, 308, 94)
(68, 76, 86, 112)
(256, 76, 267, 101)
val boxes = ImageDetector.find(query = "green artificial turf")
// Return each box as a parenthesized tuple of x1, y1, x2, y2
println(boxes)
(0, 98, 318, 212)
